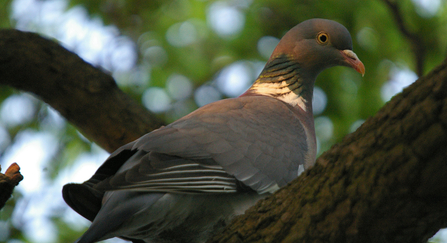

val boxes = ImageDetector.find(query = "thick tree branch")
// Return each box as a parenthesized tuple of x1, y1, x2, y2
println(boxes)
(0, 29, 165, 153)
(382, 0, 425, 77)
(209, 58, 447, 242)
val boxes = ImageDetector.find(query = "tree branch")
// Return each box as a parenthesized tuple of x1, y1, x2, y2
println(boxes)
(382, 0, 426, 77)
(209, 58, 447, 242)
(0, 163, 23, 209)
(0, 29, 165, 153)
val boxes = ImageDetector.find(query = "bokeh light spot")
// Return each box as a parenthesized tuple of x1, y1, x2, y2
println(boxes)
(142, 87, 172, 113)
(257, 36, 279, 59)
(315, 116, 334, 142)
(167, 74, 193, 100)
(166, 21, 198, 47)
(207, 1, 245, 38)
(144, 46, 168, 67)
(195, 85, 222, 107)
(217, 61, 252, 97)
(312, 87, 327, 115)
(381, 68, 417, 102)
(1, 94, 36, 127)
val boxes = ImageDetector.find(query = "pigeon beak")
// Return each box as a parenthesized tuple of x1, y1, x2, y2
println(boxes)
(341, 50, 365, 77)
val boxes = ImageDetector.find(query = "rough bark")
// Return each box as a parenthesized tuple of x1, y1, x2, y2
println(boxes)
(0, 29, 165, 153)
(209, 59, 447, 243)
(1, 29, 447, 242)
(0, 163, 23, 209)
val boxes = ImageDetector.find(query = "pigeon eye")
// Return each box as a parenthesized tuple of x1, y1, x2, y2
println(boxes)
(317, 32, 329, 44)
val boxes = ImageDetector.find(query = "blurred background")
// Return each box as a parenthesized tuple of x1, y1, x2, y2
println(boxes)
(0, 0, 446, 242)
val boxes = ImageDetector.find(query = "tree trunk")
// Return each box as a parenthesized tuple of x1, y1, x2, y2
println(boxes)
(1, 30, 447, 242)
(209, 59, 447, 242)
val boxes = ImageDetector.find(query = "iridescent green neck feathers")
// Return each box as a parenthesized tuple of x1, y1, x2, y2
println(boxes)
(248, 55, 314, 112)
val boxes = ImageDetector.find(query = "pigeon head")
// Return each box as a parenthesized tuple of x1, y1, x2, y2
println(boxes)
(246, 18, 365, 111)
(271, 18, 365, 76)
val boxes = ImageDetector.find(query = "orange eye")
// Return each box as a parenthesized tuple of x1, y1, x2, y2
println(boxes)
(317, 32, 329, 44)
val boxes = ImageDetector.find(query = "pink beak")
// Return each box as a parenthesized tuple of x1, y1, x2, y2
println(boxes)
(341, 50, 365, 77)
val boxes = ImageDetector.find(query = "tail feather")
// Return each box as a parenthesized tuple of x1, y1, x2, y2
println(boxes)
(62, 183, 103, 222)
(76, 191, 164, 243)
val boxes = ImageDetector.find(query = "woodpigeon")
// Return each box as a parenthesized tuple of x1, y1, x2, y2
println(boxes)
(63, 18, 365, 243)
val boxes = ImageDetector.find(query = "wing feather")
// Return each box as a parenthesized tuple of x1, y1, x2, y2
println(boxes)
(95, 95, 313, 194)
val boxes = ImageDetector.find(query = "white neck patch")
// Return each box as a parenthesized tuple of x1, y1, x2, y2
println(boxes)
(250, 81, 308, 112)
